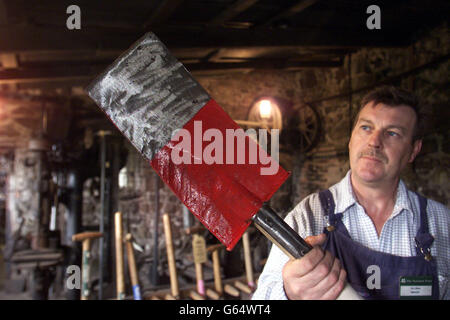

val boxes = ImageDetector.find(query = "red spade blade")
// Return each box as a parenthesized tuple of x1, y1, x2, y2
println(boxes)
(151, 99, 289, 250)
(86, 32, 289, 250)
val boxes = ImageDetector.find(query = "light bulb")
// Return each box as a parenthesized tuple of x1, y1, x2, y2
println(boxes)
(259, 99, 272, 119)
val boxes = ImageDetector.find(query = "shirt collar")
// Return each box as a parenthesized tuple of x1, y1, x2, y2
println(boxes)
(333, 170, 414, 218)
(391, 179, 415, 218)
(333, 170, 358, 214)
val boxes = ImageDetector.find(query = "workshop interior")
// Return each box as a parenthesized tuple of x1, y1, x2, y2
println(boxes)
(0, 1, 448, 300)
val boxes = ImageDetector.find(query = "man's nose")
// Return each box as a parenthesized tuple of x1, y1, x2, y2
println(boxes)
(368, 130, 383, 148)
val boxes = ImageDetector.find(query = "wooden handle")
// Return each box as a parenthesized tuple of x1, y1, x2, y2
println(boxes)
(189, 290, 205, 300)
(80, 239, 92, 300)
(185, 225, 204, 235)
(224, 284, 240, 297)
(206, 243, 225, 253)
(242, 231, 255, 288)
(114, 212, 125, 300)
(165, 293, 176, 300)
(234, 280, 252, 294)
(72, 232, 103, 242)
(337, 284, 363, 300)
(195, 262, 204, 296)
(211, 249, 223, 295)
(162, 213, 180, 298)
(205, 288, 220, 300)
(125, 233, 141, 300)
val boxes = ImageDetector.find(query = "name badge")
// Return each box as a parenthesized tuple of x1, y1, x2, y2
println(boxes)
(399, 276, 433, 299)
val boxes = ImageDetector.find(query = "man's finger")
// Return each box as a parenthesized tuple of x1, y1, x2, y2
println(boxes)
(283, 246, 325, 278)
(305, 233, 327, 247)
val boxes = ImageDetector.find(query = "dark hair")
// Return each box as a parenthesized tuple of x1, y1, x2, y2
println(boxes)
(354, 86, 424, 142)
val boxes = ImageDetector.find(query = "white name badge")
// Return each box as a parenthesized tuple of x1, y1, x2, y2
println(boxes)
(399, 276, 433, 299)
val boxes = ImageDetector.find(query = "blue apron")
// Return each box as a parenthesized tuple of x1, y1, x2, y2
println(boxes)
(319, 189, 439, 300)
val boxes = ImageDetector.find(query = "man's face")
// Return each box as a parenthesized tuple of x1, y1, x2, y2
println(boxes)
(348, 102, 422, 186)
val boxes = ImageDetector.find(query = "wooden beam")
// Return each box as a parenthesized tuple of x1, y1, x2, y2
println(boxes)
(0, 58, 342, 85)
(0, 0, 7, 23)
(1, 54, 18, 68)
(142, 0, 185, 28)
(0, 26, 140, 53)
(0, 65, 100, 84)
(209, 0, 260, 26)
(260, 0, 320, 27)
(185, 59, 343, 71)
(0, 25, 410, 53)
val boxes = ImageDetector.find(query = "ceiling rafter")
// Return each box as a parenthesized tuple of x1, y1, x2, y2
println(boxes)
(142, 0, 185, 28)
(0, 57, 342, 84)
(259, 0, 320, 27)
(209, 0, 260, 26)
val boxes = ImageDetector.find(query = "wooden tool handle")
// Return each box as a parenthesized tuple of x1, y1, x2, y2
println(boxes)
(189, 291, 205, 300)
(80, 239, 92, 300)
(114, 212, 125, 300)
(125, 233, 141, 300)
(163, 213, 180, 298)
(224, 284, 240, 297)
(72, 232, 103, 242)
(195, 262, 204, 296)
(165, 293, 176, 300)
(206, 243, 225, 253)
(211, 249, 223, 295)
(234, 280, 252, 294)
(185, 225, 205, 235)
(205, 288, 220, 300)
(242, 231, 255, 288)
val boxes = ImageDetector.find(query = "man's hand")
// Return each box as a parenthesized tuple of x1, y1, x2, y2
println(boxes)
(282, 233, 347, 300)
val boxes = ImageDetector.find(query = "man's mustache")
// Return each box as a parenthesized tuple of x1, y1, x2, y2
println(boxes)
(358, 148, 388, 163)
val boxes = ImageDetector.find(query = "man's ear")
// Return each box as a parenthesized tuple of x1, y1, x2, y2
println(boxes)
(409, 139, 422, 163)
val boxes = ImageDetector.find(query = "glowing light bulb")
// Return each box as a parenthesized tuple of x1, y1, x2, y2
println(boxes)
(259, 99, 272, 119)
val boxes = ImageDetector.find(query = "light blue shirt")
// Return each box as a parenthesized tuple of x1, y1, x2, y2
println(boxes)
(252, 170, 449, 300)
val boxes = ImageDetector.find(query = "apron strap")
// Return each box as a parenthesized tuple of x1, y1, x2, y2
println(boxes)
(414, 193, 434, 261)
(318, 190, 338, 230)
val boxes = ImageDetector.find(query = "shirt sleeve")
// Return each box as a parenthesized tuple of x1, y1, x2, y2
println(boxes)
(252, 193, 325, 300)
(426, 199, 450, 300)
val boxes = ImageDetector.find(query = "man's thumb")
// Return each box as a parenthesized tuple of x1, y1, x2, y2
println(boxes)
(304, 233, 327, 247)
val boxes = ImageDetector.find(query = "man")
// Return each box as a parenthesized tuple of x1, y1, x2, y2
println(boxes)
(252, 86, 449, 300)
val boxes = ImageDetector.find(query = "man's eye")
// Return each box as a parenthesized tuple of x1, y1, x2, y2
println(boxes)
(387, 131, 399, 137)
(361, 125, 370, 131)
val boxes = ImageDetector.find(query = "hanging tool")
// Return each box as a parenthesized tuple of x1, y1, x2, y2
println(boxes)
(162, 213, 180, 299)
(205, 244, 224, 299)
(71, 232, 103, 300)
(206, 244, 240, 298)
(191, 233, 207, 298)
(114, 212, 125, 300)
(234, 280, 253, 295)
(125, 233, 141, 300)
